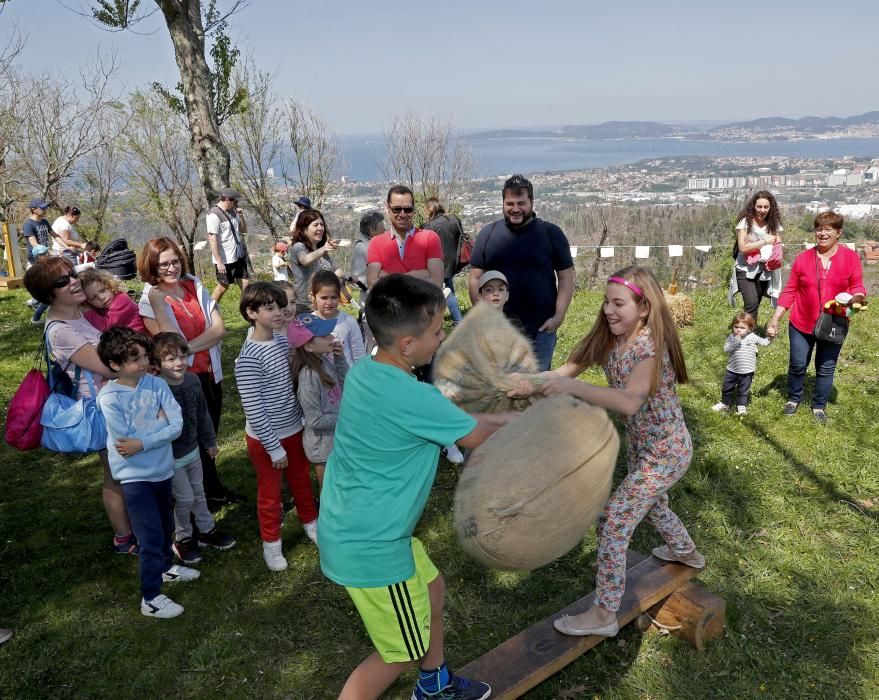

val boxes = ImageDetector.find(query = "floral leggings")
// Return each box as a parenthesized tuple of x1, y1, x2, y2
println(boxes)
(594, 433, 696, 611)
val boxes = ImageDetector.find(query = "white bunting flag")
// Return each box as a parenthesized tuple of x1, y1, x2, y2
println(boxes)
(694, 245, 712, 252)
(668, 245, 683, 257)
(804, 243, 816, 249)
(570, 246, 578, 257)
(194, 241, 207, 251)
(846, 242, 856, 251)
(635, 246, 650, 259)
(600, 247, 615, 258)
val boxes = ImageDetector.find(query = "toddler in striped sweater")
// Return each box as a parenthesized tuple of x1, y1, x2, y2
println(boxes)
(713, 311, 772, 415)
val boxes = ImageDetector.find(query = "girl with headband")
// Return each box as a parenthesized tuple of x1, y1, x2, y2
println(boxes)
(511, 265, 704, 637)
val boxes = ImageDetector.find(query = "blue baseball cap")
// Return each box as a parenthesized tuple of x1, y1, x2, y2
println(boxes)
(29, 198, 49, 209)
(288, 313, 337, 348)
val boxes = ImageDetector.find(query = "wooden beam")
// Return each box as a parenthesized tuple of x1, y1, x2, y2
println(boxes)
(458, 551, 699, 700)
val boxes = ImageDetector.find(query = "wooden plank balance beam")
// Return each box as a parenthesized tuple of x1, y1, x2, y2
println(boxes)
(458, 551, 725, 699)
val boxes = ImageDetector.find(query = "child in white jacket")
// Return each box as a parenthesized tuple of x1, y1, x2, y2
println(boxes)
(713, 312, 771, 415)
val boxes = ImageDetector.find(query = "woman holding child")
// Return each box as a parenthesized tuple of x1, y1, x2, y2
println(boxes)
(23, 257, 135, 554)
(767, 211, 866, 423)
(729, 190, 784, 322)
(137, 237, 242, 508)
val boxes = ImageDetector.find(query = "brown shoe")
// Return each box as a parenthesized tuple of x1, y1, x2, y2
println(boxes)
(652, 545, 706, 569)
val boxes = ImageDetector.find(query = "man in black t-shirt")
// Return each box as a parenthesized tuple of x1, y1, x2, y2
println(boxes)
(468, 175, 575, 371)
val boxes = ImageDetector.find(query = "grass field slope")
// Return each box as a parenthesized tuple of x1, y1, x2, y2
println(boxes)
(1, 283, 878, 699)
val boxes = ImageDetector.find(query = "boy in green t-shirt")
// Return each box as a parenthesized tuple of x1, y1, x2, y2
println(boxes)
(318, 274, 511, 700)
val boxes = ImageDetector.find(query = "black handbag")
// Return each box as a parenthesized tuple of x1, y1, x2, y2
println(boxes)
(813, 253, 848, 345)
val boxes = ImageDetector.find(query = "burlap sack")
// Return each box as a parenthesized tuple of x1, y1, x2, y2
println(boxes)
(434, 302, 539, 413)
(454, 395, 619, 571)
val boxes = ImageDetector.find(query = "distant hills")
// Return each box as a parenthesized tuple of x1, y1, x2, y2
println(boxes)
(466, 112, 879, 142)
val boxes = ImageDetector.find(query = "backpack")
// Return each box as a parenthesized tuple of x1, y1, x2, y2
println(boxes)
(4, 322, 73, 451)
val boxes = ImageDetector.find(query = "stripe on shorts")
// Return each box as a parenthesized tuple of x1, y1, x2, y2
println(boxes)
(387, 582, 425, 660)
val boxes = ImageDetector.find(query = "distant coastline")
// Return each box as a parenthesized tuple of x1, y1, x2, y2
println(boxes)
(341, 134, 879, 183)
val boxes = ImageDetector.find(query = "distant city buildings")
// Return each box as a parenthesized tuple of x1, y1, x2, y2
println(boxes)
(687, 161, 878, 190)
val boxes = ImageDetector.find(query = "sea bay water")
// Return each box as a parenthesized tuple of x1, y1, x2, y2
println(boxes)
(341, 135, 879, 182)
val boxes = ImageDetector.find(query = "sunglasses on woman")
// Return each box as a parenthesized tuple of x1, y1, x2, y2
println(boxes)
(53, 269, 79, 288)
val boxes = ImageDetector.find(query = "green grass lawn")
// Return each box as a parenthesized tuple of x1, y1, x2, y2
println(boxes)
(1, 282, 878, 699)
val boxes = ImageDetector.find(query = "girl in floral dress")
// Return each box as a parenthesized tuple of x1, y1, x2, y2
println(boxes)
(514, 265, 704, 638)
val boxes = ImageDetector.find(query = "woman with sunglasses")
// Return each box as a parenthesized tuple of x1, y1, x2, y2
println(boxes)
(23, 257, 135, 555)
(138, 237, 242, 510)
(290, 209, 338, 315)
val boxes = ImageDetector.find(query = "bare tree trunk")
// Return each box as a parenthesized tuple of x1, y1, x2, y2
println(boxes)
(156, 0, 230, 204)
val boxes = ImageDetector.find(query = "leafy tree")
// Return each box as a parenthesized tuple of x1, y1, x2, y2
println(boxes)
(87, 0, 249, 204)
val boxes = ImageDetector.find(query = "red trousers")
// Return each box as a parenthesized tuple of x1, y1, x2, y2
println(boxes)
(246, 432, 318, 542)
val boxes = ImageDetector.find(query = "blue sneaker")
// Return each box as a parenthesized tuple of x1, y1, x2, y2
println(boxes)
(172, 537, 203, 564)
(412, 673, 491, 700)
(112, 533, 139, 555)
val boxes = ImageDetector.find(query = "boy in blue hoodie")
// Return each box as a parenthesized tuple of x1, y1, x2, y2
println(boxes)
(96, 327, 198, 619)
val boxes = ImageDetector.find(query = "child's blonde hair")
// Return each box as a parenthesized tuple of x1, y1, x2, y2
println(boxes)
(78, 268, 125, 296)
(730, 311, 755, 331)
(568, 265, 688, 395)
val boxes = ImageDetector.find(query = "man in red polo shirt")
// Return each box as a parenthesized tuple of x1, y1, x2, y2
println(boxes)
(366, 185, 465, 465)
(366, 185, 444, 289)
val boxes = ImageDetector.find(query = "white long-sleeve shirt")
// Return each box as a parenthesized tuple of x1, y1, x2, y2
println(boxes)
(723, 332, 771, 374)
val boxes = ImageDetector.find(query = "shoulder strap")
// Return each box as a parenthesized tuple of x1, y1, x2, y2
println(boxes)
(210, 206, 240, 245)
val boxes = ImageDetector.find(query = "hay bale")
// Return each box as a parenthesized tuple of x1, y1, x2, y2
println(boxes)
(454, 395, 619, 571)
(664, 291, 695, 328)
(434, 302, 539, 413)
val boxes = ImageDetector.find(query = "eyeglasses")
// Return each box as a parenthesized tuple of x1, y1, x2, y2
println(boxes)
(389, 206, 415, 214)
(158, 259, 182, 270)
(53, 270, 79, 288)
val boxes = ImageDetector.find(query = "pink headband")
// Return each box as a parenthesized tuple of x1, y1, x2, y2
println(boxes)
(608, 276, 643, 298)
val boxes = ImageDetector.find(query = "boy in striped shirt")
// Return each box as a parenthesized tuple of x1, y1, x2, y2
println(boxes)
(235, 282, 317, 572)
(713, 311, 772, 416)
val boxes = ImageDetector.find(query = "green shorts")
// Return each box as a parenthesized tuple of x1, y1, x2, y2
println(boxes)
(346, 537, 439, 663)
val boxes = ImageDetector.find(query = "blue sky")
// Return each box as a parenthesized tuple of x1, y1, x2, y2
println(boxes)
(5, 0, 878, 134)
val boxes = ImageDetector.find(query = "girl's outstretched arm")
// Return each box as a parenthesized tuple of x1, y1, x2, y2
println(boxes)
(541, 357, 654, 417)
(506, 360, 585, 398)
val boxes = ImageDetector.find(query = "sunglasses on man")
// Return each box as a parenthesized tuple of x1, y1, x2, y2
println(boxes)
(389, 206, 415, 214)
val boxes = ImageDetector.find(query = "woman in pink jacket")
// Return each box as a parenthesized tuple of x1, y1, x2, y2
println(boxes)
(767, 211, 867, 423)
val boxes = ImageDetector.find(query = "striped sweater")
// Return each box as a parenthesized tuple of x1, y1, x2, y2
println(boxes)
(723, 332, 771, 374)
(235, 333, 304, 462)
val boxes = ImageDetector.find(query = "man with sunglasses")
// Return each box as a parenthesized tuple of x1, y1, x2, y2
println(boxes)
(206, 187, 250, 302)
(366, 185, 444, 290)
(468, 174, 575, 371)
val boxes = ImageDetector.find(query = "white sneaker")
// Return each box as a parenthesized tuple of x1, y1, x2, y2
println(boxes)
(263, 539, 288, 571)
(162, 564, 201, 583)
(736, 405, 747, 415)
(303, 520, 318, 544)
(141, 594, 184, 619)
(444, 444, 465, 465)
(711, 403, 729, 413)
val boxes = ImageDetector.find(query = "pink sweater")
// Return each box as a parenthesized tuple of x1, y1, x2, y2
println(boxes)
(777, 247, 866, 335)
(84, 292, 147, 334)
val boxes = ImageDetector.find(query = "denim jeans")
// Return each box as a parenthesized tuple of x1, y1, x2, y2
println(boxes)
(533, 331, 558, 371)
(787, 324, 842, 409)
(444, 277, 462, 325)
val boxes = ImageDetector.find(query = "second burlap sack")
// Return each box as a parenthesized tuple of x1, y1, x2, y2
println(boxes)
(454, 394, 619, 571)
